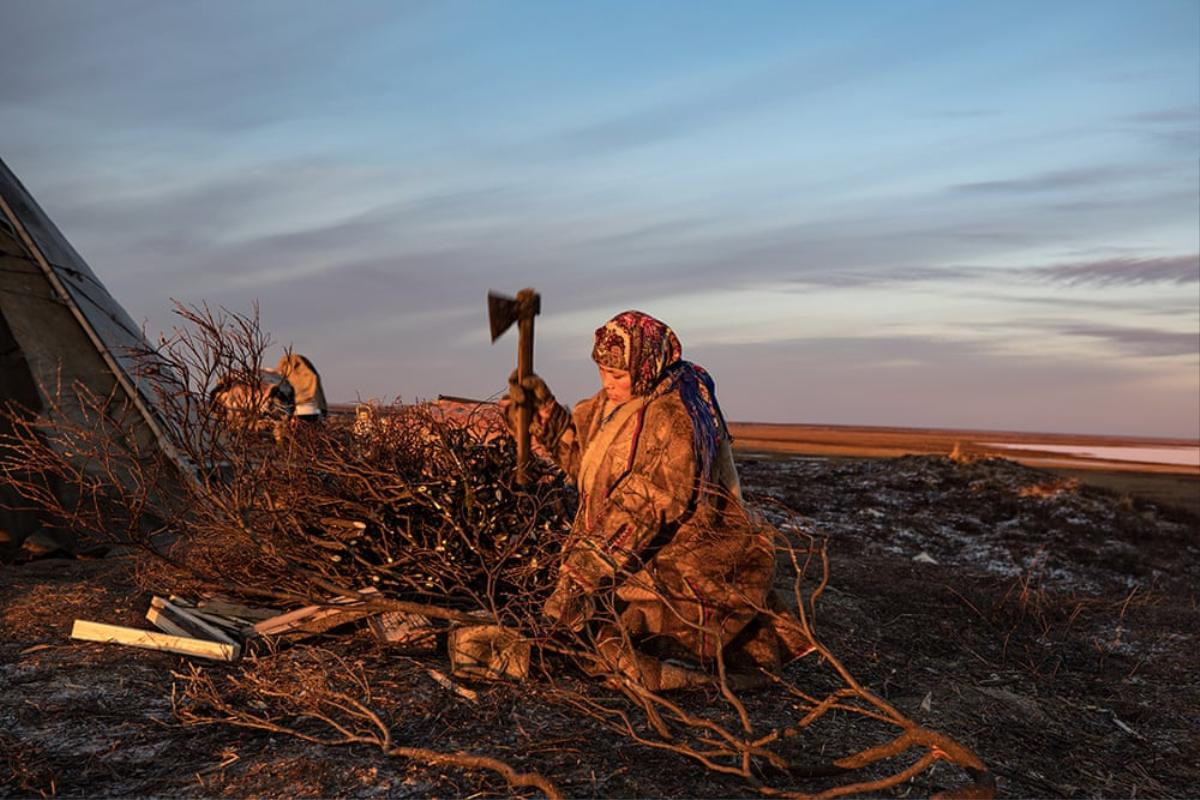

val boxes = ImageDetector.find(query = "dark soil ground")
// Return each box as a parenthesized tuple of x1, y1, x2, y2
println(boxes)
(2, 454, 1197, 798)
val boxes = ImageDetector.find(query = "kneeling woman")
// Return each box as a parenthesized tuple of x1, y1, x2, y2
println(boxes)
(506, 310, 813, 690)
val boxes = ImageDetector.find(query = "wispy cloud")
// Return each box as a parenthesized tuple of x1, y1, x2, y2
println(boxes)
(1115, 106, 1200, 151)
(0, 2, 403, 133)
(781, 265, 982, 289)
(952, 165, 1159, 194)
(1122, 106, 1200, 125)
(1055, 323, 1199, 358)
(1035, 254, 1199, 286)
(971, 291, 1199, 316)
(918, 107, 1001, 119)
(516, 35, 905, 161)
(522, 69, 791, 159)
(979, 315, 1198, 359)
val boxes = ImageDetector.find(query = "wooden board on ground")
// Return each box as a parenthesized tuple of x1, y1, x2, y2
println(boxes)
(369, 611, 437, 651)
(148, 597, 241, 655)
(145, 607, 191, 639)
(197, 596, 282, 622)
(168, 595, 254, 630)
(252, 588, 379, 638)
(71, 620, 238, 661)
(185, 607, 254, 634)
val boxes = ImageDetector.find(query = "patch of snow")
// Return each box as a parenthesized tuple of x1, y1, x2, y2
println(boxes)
(983, 442, 1200, 467)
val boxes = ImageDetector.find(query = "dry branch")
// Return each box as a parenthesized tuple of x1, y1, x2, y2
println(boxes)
(2, 301, 991, 797)
(172, 655, 561, 799)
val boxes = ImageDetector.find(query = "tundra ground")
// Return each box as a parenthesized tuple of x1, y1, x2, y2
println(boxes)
(2, 454, 1197, 798)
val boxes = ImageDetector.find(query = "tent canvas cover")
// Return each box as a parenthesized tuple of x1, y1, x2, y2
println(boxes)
(0, 156, 179, 544)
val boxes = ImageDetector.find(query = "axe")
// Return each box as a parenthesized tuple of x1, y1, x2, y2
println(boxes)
(488, 287, 540, 485)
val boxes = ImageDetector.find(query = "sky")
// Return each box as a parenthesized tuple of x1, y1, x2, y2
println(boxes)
(1, 0, 1197, 437)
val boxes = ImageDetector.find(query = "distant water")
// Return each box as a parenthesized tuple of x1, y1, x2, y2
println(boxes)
(984, 443, 1200, 467)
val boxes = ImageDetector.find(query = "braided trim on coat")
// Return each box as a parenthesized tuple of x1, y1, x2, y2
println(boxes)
(604, 523, 633, 554)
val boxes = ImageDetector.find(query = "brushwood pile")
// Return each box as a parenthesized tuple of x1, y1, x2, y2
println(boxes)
(169, 404, 575, 612)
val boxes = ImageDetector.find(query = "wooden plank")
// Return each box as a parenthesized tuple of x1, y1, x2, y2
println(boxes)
(252, 589, 380, 638)
(197, 597, 282, 622)
(145, 606, 192, 638)
(150, 597, 240, 649)
(71, 620, 237, 661)
(368, 611, 437, 650)
(186, 607, 254, 633)
(168, 596, 250, 631)
(252, 604, 372, 637)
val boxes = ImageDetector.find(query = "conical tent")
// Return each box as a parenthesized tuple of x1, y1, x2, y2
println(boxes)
(0, 156, 182, 544)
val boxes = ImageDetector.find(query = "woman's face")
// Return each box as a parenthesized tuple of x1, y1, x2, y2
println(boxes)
(598, 365, 633, 404)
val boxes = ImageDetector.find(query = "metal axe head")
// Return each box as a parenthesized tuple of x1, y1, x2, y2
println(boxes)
(487, 288, 540, 341)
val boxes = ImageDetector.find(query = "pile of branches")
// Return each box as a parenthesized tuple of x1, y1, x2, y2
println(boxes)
(0, 303, 992, 798)
(0, 303, 571, 611)
(179, 400, 573, 614)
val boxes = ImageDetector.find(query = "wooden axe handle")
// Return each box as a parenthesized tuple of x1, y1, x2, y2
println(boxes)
(515, 290, 536, 485)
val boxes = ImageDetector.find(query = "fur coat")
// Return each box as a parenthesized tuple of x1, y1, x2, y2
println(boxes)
(536, 388, 811, 670)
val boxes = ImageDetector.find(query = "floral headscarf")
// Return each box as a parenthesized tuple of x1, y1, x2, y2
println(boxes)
(592, 311, 682, 396)
(592, 311, 730, 483)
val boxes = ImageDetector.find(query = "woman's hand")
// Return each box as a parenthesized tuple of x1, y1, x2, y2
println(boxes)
(501, 369, 556, 431)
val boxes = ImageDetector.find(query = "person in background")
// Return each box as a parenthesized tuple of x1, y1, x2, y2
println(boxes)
(276, 353, 327, 424)
(503, 310, 813, 691)
(211, 368, 295, 435)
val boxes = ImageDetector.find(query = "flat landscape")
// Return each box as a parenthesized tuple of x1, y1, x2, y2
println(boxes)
(729, 422, 1200, 516)
(729, 421, 1199, 469)
(2, 433, 1197, 798)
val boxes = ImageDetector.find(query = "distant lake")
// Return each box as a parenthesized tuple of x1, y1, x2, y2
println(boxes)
(983, 443, 1200, 467)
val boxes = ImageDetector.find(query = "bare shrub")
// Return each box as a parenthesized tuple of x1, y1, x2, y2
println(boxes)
(1, 302, 991, 797)
(0, 375, 185, 559)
